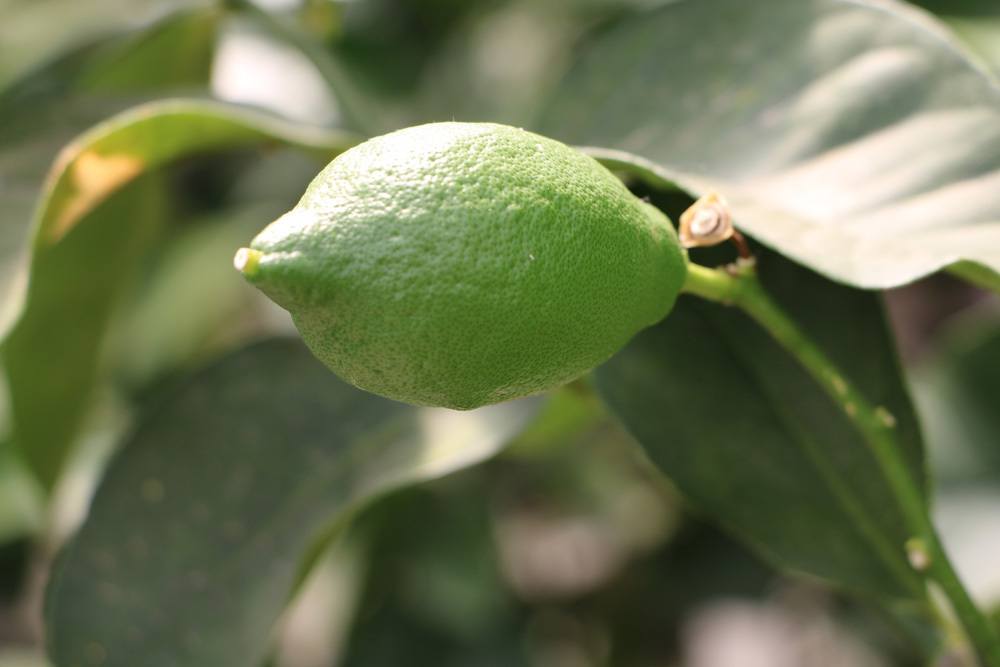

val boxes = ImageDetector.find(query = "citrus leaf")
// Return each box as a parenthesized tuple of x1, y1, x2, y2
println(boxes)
(45, 338, 539, 667)
(19, 99, 353, 253)
(2, 174, 169, 490)
(594, 250, 930, 601)
(0, 7, 226, 341)
(2, 99, 358, 489)
(540, 0, 1000, 289)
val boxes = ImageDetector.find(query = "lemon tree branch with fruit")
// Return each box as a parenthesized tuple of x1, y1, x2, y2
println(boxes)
(231, 122, 1000, 666)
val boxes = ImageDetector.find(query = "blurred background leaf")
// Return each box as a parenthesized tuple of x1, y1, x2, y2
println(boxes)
(0, 5, 223, 358)
(3, 174, 170, 490)
(0, 5, 219, 121)
(299, 390, 926, 667)
(1, 99, 355, 490)
(0, 450, 42, 547)
(107, 201, 286, 388)
(905, 309, 1000, 611)
(46, 338, 539, 667)
(913, 0, 1000, 74)
(914, 312, 1000, 484)
(944, 16, 1000, 71)
(0, 0, 212, 89)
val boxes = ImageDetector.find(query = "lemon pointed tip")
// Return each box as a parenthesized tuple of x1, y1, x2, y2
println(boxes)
(234, 247, 262, 278)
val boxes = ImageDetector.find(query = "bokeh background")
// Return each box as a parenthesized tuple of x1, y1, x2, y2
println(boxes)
(2, 1, 1000, 665)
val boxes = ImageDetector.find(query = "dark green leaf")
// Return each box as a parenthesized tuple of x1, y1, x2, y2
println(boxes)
(339, 484, 529, 667)
(540, 0, 1000, 289)
(2, 99, 357, 489)
(45, 338, 539, 667)
(594, 250, 929, 600)
(912, 0, 1000, 18)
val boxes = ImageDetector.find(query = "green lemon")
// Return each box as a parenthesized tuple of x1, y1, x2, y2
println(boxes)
(236, 122, 686, 409)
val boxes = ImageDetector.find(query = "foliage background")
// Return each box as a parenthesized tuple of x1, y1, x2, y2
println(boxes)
(1, 0, 1000, 665)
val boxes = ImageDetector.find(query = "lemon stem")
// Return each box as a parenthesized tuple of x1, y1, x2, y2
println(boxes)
(682, 260, 1000, 666)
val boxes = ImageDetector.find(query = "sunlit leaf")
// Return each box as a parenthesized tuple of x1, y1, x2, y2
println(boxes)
(540, 0, 1000, 289)
(45, 338, 539, 667)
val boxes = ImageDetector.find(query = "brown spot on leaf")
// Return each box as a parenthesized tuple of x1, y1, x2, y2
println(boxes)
(48, 151, 144, 243)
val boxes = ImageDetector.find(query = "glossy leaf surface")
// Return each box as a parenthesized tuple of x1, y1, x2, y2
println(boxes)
(541, 0, 1000, 289)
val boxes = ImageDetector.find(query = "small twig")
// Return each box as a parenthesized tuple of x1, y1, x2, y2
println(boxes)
(730, 229, 752, 260)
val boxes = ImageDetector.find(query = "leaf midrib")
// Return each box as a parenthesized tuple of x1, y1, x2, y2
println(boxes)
(708, 306, 923, 597)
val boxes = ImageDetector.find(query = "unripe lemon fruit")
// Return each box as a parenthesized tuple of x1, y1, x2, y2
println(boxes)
(236, 122, 686, 409)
